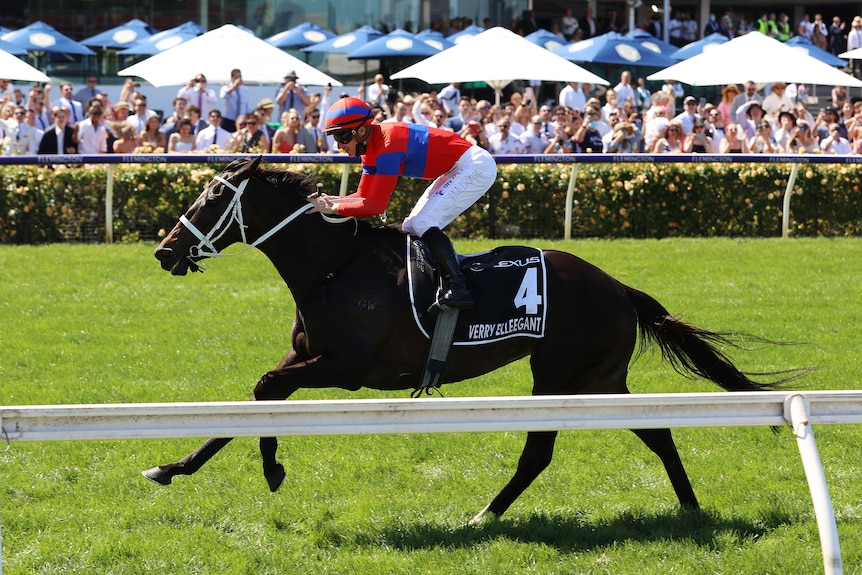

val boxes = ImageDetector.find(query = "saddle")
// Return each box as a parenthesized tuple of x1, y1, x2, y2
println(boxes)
(406, 237, 547, 346)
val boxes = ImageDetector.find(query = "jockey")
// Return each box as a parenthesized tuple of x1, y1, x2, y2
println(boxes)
(308, 97, 497, 313)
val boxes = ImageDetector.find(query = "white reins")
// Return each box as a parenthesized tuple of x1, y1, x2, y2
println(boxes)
(179, 175, 315, 264)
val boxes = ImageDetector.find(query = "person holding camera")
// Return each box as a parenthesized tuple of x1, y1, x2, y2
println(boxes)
(820, 123, 851, 154)
(220, 68, 249, 132)
(749, 121, 776, 154)
(788, 119, 819, 153)
(177, 74, 217, 119)
(275, 71, 311, 122)
(683, 120, 714, 153)
(606, 120, 642, 154)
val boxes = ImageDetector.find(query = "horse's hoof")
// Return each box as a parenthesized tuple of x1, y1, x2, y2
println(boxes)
(468, 505, 497, 526)
(265, 463, 286, 492)
(142, 466, 172, 486)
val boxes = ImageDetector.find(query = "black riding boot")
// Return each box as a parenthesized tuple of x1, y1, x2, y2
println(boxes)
(421, 227, 475, 314)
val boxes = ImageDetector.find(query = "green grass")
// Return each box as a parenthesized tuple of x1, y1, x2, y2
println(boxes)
(1, 238, 861, 574)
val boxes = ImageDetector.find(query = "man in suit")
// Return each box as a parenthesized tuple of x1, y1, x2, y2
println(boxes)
(51, 83, 84, 125)
(37, 105, 77, 154)
(730, 81, 763, 121)
(579, 6, 598, 39)
(195, 109, 232, 150)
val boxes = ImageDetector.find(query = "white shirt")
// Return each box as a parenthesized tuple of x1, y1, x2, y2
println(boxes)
(195, 125, 232, 150)
(519, 128, 549, 153)
(177, 86, 218, 118)
(614, 83, 635, 107)
(6, 121, 38, 155)
(821, 135, 851, 154)
(488, 132, 525, 154)
(559, 84, 586, 112)
(76, 118, 108, 154)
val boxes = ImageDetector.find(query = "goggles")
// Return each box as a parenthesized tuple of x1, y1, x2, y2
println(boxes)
(331, 128, 356, 144)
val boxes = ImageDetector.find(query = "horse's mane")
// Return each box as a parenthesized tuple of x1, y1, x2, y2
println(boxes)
(255, 165, 405, 239)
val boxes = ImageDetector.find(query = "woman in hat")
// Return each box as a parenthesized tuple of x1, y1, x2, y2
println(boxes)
(762, 82, 792, 118)
(307, 97, 497, 313)
(717, 84, 740, 125)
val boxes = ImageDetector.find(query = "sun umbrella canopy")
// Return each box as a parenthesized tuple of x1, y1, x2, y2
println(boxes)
(391, 27, 607, 104)
(118, 24, 340, 87)
(302, 25, 384, 54)
(525, 29, 566, 51)
(786, 36, 848, 67)
(447, 25, 484, 45)
(266, 22, 335, 49)
(81, 19, 158, 50)
(625, 29, 678, 58)
(840, 46, 862, 59)
(0, 37, 26, 55)
(2, 20, 94, 55)
(415, 29, 454, 51)
(649, 31, 862, 87)
(554, 32, 675, 67)
(119, 21, 204, 55)
(670, 33, 729, 61)
(0, 48, 51, 82)
(348, 28, 442, 60)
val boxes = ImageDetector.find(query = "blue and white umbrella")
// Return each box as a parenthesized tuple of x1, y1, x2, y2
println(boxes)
(2, 20, 95, 55)
(446, 24, 484, 45)
(81, 19, 158, 50)
(302, 25, 384, 54)
(415, 29, 454, 51)
(0, 37, 26, 56)
(266, 22, 335, 49)
(786, 35, 847, 67)
(119, 21, 204, 56)
(525, 29, 565, 51)
(670, 33, 728, 61)
(348, 28, 442, 60)
(625, 29, 678, 59)
(553, 32, 675, 67)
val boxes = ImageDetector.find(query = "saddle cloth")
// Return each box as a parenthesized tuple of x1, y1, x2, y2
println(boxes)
(406, 237, 547, 346)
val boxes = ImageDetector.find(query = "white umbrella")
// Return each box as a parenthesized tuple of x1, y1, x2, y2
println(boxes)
(647, 32, 862, 87)
(391, 27, 608, 105)
(839, 47, 862, 60)
(0, 47, 51, 82)
(119, 24, 341, 87)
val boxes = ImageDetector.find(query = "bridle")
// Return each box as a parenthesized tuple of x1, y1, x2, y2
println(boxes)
(178, 174, 314, 266)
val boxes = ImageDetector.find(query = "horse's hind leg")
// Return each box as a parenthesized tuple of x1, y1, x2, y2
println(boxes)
(142, 437, 233, 485)
(470, 431, 558, 524)
(632, 428, 699, 509)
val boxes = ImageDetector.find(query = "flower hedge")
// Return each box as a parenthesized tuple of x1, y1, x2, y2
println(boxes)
(2, 161, 861, 244)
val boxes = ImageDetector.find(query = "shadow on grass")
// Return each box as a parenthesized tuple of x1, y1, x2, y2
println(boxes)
(370, 507, 796, 552)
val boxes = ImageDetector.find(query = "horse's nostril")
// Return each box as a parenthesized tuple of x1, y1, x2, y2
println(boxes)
(154, 247, 174, 261)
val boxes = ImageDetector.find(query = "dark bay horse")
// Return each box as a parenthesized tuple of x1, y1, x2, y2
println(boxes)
(148, 156, 799, 522)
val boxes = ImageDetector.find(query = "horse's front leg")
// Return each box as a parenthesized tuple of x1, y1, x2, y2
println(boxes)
(254, 354, 362, 492)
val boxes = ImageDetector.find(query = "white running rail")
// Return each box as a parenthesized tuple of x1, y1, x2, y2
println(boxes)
(2, 390, 861, 575)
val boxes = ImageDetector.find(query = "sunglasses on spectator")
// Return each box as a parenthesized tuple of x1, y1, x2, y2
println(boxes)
(331, 128, 356, 144)
(246, 121, 258, 126)
(238, 122, 247, 127)
(311, 114, 320, 119)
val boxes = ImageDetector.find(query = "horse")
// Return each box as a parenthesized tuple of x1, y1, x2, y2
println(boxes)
(147, 156, 801, 523)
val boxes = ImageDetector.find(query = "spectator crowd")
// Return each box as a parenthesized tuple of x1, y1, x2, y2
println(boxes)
(2, 8, 862, 156)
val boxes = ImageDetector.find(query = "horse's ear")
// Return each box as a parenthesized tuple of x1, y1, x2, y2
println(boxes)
(226, 156, 262, 179)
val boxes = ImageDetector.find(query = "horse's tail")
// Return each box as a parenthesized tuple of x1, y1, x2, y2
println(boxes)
(624, 285, 808, 391)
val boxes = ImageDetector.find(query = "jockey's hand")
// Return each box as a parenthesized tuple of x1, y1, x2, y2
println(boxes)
(306, 192, 339, 215)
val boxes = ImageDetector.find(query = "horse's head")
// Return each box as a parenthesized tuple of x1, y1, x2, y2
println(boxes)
(155, 156, 264, 275)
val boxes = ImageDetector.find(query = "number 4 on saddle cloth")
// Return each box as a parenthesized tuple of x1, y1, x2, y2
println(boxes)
(406, 238, 548, 345)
